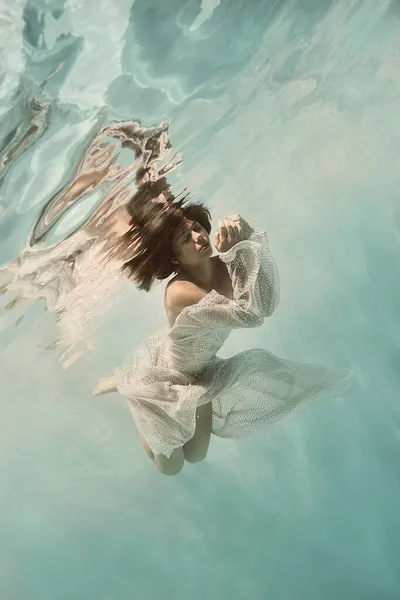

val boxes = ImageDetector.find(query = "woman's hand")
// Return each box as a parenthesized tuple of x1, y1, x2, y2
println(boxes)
(213, 214, 252, 253)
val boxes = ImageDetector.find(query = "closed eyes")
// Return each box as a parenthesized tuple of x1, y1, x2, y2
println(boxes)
(180, 222, 202, 243)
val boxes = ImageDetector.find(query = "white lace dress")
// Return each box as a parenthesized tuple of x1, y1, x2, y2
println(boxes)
(117, 229, 354, 457)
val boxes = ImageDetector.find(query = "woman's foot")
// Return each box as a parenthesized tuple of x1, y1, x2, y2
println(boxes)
(92, 368, 121, 396)
(93, 376, 117, 395)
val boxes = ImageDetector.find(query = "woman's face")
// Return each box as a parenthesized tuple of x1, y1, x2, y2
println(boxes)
(171, 218, 213, 267)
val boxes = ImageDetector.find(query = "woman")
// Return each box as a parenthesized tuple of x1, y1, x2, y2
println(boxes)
(94, 178, 355, 475)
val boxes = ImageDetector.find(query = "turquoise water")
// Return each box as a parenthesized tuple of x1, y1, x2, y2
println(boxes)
(1, 1, 400, 598)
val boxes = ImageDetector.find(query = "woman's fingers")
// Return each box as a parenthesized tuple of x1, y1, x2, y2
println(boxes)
(224, 214, 251, 239)
(215, 214, 252, 251)
(231, 221, 240, 245)
(218, 220, 227, 242)
(225, 217, 242, 244)
(223, 218, 234, 244)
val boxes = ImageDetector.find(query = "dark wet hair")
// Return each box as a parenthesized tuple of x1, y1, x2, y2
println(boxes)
(122, 177, 211, 292)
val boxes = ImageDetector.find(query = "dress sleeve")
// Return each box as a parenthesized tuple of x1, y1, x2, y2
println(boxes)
(217, 227, 280, 327)
(167, 226, 280, 377)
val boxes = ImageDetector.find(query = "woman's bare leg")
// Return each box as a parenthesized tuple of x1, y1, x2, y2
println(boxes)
(183, 402, 212, 463)
(154, 449, 184, 476)
(137, 430, 184, 476)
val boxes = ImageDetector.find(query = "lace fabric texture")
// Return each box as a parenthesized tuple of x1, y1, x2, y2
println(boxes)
(117, 229, 354, 457)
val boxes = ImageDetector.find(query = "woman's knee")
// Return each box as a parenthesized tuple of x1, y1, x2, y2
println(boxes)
(154, 449, 184, 475)
(156, 461, 184, 476)
(182, 402, 211, 464)
(184, 447, 208, 464)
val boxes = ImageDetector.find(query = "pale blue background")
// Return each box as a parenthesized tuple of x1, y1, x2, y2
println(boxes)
(1, 1, 400, 599)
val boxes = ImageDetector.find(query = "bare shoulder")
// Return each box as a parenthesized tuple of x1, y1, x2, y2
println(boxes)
(165, 278, 207, 316)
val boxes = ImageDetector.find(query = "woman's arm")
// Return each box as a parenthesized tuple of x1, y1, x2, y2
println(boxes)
(217, 216, 280, 323)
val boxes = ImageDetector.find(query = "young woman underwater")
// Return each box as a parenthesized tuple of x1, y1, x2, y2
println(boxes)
(93, 177, 354, 475)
